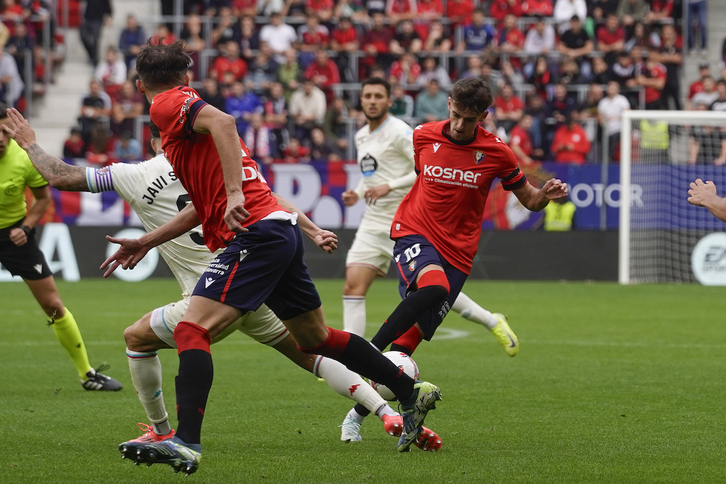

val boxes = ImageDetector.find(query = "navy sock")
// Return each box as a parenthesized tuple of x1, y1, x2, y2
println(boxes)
(175, 349, 213, 445)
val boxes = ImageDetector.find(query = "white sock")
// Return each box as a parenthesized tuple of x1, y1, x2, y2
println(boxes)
(315, 356, 387, 414)
(452, 292, 499, 330)
(345, 407, 366, 424)
(126, 349, 171, 435)
(375, 403, 398, 419)
(343, 295, 367, 336)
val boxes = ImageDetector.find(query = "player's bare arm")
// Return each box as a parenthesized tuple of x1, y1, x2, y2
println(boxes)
(4, 108, 90, 191)
(101, 203, 202, 277)
(192, 104, 250, 232)
(9, 184, 51, 246)
(688, 179, 726, 222)
(513, 178, 568, 212)
(272, 192, 338, 253)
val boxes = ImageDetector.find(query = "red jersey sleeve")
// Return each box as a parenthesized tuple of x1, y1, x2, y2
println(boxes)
(150, 87, 209, 140)
(497, 143, 527, 191)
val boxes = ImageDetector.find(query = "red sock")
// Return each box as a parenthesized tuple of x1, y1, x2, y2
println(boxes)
(174, 321, 211, 354)
(298, 327, 350, 359)
(391, 326, 423, 355)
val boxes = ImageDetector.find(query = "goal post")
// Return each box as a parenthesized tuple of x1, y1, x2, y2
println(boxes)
(619, 110, 726, 285)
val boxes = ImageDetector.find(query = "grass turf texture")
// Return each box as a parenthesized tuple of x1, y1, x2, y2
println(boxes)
(1, 279, 725, 483)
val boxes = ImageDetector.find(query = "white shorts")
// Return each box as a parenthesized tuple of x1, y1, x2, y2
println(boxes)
(149, 297, 289, 349)
(345, 209, 396, 277)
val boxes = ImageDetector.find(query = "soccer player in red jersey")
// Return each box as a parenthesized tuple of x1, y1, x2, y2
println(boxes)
(367, 77, 567, 359)
(107, 41, 441, 474)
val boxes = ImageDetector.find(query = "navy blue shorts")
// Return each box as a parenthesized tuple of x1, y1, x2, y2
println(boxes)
(192, 219, 322, 321)
(392, 234, 468, 341)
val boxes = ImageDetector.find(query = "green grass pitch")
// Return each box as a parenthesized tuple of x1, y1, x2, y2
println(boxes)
(1, 278, 726, 483)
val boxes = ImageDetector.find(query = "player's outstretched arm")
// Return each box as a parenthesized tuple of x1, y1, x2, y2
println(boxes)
(272, 192, 338, 254)
(3, 108, 90, 192)
(192, 104, 249, 232)
(100, 203, 202, 277)
(513, 178, 568, 212)
(688, 179, 726, 222)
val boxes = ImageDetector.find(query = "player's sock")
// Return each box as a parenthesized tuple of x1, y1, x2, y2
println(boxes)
(127, 349, 172, 435)
(353, 403, 371, 418)
(299, 328, 414, 400)
(345, 407, 366, 425)
(342, 295, 366, 336)
(370, 272, 449, 351)
(315, 356, 387, 413)
(390, 326, 424, 355)
(375, 403, 398, 419)
(452, 292, 499, 330)
(173, 321, 213, 446)
(49, 307, 92, 378)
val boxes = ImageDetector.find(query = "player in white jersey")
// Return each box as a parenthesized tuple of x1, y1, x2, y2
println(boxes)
(339, 78, 520, 441)
(4, 111, 441, 450)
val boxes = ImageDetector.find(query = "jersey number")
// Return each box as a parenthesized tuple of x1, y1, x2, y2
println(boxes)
(402, 244, 421, 263)
(176, 194, 205, 246)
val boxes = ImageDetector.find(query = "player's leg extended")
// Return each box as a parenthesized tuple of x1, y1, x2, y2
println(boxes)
(342, 265, 378, 336)
(124, 309, 174, 440)
(451, 292, 519, 356)
(25, 275, 92, 377)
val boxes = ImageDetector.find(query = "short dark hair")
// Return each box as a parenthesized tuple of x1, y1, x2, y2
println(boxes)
(0, 102, 8, 119)
(450, 77, 493, 114)
(361, 77, 391, 97)
(136, 40, 192, 91)
(148, 120, 160, 139)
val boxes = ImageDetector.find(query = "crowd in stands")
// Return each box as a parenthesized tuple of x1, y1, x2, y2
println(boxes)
(63, 0, 726, 167)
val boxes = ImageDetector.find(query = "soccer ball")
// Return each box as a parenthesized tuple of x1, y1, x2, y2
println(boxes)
(370, 351, 420, 402)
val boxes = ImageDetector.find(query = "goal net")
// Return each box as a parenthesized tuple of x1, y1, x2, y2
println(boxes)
(619, 110, 726, 284)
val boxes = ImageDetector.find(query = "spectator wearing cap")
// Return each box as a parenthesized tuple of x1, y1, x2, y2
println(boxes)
(557, 15, 594, 79)
(553, 0, 587, 34)
(456, 9, 495, 54)
(635, 46, 667, 110)
(689, 61, 711, 101)
(551, 111, 591, 164)
(521, 0, 553, 16)
(415, 79, 449, 122)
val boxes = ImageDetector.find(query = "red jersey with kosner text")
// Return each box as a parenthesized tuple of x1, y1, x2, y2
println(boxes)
(391, 121, 527, 274)
(150, 86, 285, 252)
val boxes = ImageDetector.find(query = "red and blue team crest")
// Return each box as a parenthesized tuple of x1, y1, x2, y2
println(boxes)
(473, 151, 486, 164)
(408, 260, 416, 272)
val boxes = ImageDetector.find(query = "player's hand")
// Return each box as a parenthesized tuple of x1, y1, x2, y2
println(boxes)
(341, 189, 359, 206)
(9, 227, 27, 246)
(100, 235, 150, 278)
(542, 178, 568, 200)
(3, 108, 36, 150)
(314, 229, 338, 254)
(224, 191, 250, 233)
(688, 178, 717, 207)
(364, 184, 391, 205)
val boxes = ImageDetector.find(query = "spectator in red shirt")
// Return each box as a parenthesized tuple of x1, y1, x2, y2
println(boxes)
(447, 0, 474, 28)
(645, 0, 674, 25)
(297, 14, 330, 68)
(390, 19, 422, 55)
(636, 46, 667, 110)
(304, 49, 340, 99)
(596, 13, 626, 64)
(509, 114, 535, 164)
(306, 0, 335, 21)
(494, 83, 524, 134)
(552, 111, 591, 164)
(209, 40, 248, 81)
(489, 0, 523, 20)
(495, 13, 525, 69)
(689, 61, 710, 100)
(63, 126, 85, 159)
(386, 0, 417, 24)
(232, 0, 258, 17)
(330, 16, 359, 83)
(283, 137, 311, 163)
(521, 0, 553, 16)
(389, 52, 421, 85)
(413, 0, 443, 40)
(361, 12, 395, 73)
